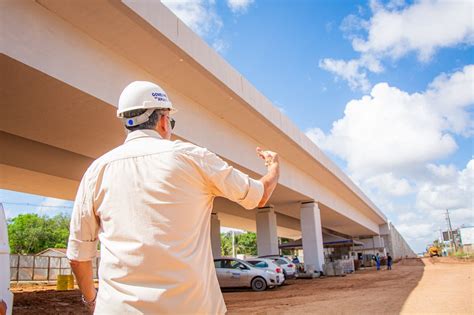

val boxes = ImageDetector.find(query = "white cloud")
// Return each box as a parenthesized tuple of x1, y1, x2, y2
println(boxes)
(162, 0, 255, 55)
(321, 0, 474, 90)
(385, 0, 406, 10)
(305, 127, 326, 147)
(417, 159, 473, 213)
(397, 222, 433, 241)
(37, 197, 72, 216)
(212, 38, 230, 54)
(319, 55, 383, 91)
(319, 58, 371, 92)
(365, 159, 472, 252)
(310, 66, 473, 177)
(425, 66, 474, 136)
(398, 212, 418, 223)
(161, 0, 223, 37)
(364, 173, 413, 196)
(425, 163, 458, 184)
(227, 0, 254, 13)
(354, 0, 474, 62)
(308, 67, 473, 252)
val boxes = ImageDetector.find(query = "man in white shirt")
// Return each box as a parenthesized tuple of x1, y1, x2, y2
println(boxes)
(67, 81, 280, 314)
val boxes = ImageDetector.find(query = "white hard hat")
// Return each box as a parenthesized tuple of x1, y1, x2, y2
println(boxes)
(117, 81, 177, 127)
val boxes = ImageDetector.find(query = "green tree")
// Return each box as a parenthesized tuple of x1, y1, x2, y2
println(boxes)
(220, 231, 258, 256)
(279, 237, 293, 256)
(236, 232, 257, 256)
(49, 213, 71, 248)
(7, 213, 71, 254)
(221, 233, 233, 256)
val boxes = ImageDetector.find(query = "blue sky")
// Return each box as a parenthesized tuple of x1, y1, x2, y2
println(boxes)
(2, 0, 473, 253)
(163, 0, 473, 253)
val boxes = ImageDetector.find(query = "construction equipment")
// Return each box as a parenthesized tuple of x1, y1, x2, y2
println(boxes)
(428, 246, 440, 257)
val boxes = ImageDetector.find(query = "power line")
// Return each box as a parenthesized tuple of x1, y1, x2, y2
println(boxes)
(0, 202, 73, 209)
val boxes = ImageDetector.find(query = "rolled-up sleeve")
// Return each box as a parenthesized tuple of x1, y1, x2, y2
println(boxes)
(66, 170, 99, 261)
(199, 149, 264, 210)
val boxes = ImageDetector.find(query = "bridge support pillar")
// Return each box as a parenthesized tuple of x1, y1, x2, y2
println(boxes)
(210, 213, 221, 258)
(373, 235, 386, 255)
(300, 202, 324, 273)
(256, 206, 279, 256)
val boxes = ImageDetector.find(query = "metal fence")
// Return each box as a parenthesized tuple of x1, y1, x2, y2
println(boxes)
(10, 254, 100, 282)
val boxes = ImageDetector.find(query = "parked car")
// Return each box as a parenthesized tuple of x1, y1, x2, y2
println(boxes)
(245, 258, 285, 285)
(214, 258, 280, 291)
(258, 255, 297, 279)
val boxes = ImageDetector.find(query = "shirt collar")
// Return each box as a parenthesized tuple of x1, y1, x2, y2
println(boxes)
(125, 129, 163, 143)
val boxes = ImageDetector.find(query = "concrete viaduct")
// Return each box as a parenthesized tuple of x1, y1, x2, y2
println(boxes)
(0, 1, 415, 272)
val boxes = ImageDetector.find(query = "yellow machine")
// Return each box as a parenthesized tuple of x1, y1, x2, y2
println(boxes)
(428, 246, 440, 257)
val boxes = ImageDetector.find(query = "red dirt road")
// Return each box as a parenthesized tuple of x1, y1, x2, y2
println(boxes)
(223, 258, 473, 314)
(11, 257, 473, 314)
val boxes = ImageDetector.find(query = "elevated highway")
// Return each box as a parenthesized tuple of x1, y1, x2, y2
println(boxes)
(1, 1, 413, 269)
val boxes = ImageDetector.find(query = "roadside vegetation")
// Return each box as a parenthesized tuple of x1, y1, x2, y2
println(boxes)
(453, 250, 474, 259)
(7, 213, 70, 254)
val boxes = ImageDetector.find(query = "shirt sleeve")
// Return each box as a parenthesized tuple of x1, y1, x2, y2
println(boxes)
(66, 169, 99, 261)
(199, 149, 264, 210)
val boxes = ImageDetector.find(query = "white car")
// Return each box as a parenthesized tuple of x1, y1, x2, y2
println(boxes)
(214, 258, 281, 291)
(259, 255, 297, 279)
(245, 258, 285, 285)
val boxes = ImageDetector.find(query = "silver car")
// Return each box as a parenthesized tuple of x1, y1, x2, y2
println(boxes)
(245, 258, 285, 285)
(214, 258, 280, 291)
(258, 255, 297, 279)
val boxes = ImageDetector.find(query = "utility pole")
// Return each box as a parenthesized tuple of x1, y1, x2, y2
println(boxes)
(445, 209, 457, 252)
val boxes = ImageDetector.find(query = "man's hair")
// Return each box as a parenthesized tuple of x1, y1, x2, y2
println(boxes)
(123, 108, 167, 132)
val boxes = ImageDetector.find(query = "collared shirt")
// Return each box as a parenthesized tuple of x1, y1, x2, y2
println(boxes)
(67, 130, 264, 314)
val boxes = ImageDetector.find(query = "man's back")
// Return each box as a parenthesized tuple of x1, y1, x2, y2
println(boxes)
(68, 130, 264, 314)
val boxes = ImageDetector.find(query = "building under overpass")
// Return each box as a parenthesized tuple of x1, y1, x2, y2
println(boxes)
(0, 0, 415, 272)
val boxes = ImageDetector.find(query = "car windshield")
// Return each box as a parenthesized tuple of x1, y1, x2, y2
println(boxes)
(218, 259, 250, 269)
(274, 259, 288, 266)
(249, 261, 268, 268)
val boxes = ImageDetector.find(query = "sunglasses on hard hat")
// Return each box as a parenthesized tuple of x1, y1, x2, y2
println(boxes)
(169, 117, 176, 130)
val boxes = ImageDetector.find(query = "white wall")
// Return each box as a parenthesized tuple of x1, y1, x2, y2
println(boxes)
(382, 223, 417, 260)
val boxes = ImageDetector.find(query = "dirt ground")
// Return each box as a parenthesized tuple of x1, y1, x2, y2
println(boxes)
(10, 257, 473, 314)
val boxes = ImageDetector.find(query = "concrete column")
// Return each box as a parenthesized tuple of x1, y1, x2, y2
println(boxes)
(379, 223, 394, 257)
(256, 207, 279, 256)
(379, 223, 389, 235)
(210, 213, 221, 258)
(373, 235, 384, 248)
(300, 202, 324, 272)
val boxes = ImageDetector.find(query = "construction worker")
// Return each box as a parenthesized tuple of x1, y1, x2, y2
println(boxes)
(67, 81, 280, 314)
(375, 253, 381, 271)
(387, 253, 393, 270)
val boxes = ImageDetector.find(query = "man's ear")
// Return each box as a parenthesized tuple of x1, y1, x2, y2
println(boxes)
(158, 114, 168, 132)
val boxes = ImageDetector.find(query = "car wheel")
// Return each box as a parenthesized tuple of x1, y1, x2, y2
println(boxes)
(251, 277, 267, 291)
